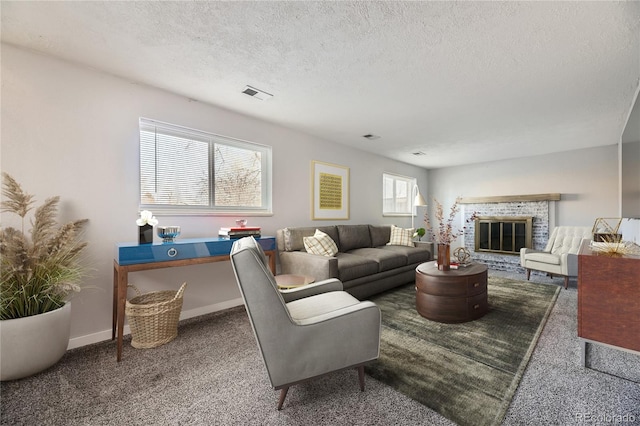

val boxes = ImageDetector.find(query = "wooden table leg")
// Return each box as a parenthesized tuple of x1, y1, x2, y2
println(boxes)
(116, 266, 128, 362)
(266, 250, 277, 274)
(112, 263, 118, 341)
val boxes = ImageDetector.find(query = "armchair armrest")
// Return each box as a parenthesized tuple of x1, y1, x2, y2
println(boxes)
(520, 247, 545, 265)
(279, 251, 338, 281)
(295, 300, 380, 326)
(560, 252, 579, 276)
(520, 248, 538, 255)
(280, 278, 343, 303)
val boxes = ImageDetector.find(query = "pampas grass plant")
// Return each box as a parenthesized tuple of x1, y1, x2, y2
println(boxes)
(0, 173, 88, 320)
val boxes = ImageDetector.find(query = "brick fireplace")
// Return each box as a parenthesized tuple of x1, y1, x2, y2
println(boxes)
(461, 194, 559, 272)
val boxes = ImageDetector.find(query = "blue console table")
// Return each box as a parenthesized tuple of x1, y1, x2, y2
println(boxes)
(113, 236, 276, 361)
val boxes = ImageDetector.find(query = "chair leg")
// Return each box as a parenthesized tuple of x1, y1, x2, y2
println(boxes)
(357, 366, 365, 391)
(525, 269, 531, 280)
(564, 276, 569, 289)
(277, 387, 289, 410)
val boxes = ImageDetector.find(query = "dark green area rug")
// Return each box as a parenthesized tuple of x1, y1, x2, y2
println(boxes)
(366, 276, 560, 426)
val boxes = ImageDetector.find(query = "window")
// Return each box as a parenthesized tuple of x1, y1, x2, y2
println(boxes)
(383, 173, 416, 216)
(139, 118, 272, 214)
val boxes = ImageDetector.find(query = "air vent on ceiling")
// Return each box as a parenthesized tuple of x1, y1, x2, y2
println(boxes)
(363, 134, 381, 140)
(242, 85, 273, 101)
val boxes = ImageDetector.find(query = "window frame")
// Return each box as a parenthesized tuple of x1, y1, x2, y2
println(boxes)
(382, 172, 417, 217)
(139, 118, 272, 216)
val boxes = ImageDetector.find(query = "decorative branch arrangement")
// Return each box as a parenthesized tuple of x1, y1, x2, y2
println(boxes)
(423, 196, 477, 245)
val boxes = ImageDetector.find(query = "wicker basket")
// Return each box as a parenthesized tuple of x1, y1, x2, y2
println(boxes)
(126, 282, 187, 349)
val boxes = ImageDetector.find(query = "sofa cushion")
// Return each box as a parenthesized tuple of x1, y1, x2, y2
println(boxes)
(337, 225, 372, 252)
(347, 248, 407, 272)
(378, 245, 431, 265)
(303, 229, 339, 257)
(335, 253, 379, 282)
(369, 225, 391, 247)
(387, 225, 415, 247)
(526, 252, 561, 265)
(282, 226, 339, 252)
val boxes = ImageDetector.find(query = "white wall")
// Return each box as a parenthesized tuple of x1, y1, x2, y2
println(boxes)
(1, 44, 428, 347)
(426, 144, 620, 244)
(621, 90, 640, 219)
(622, 141, 640, 218)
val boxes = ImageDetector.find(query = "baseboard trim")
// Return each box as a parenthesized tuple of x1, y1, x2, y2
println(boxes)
(67, 298, 244, 350)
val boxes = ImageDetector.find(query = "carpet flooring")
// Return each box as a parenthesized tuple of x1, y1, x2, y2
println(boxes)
(366, 277, 560, 426)
(1, 270, 638, 425)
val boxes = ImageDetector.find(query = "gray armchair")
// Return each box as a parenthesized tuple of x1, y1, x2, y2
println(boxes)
(230, 236, 381, 410)
(520, 226, 592, 289)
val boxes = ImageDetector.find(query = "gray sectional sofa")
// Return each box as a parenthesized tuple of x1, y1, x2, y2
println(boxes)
(276, 224, 433, 299)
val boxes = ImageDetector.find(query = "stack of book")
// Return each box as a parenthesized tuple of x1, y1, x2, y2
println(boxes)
(218, 226, 261, 239)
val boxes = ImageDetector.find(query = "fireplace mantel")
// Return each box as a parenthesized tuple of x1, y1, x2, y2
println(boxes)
(459, 193, 560, 204)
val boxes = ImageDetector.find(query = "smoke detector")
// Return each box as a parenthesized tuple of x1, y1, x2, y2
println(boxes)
(242, 85, 273, 101)
(363, 134, 381, 140)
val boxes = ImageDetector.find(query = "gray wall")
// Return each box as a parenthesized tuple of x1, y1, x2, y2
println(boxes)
(621, 93, 640, 218)
(1, 44, 427, 347)
(622, 141, 640, 218)
(426, 144, 619, 247)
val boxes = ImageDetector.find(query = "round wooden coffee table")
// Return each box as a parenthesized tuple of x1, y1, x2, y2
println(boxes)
(275, 274, 315, 289)
(415, 262, 488, 323)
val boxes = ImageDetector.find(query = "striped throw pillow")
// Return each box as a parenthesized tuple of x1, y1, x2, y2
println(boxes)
(387, 225, 415, 247)
(304, 229, 339, 256)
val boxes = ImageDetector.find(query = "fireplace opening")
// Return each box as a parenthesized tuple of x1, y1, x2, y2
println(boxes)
(474, 216, 533, 255)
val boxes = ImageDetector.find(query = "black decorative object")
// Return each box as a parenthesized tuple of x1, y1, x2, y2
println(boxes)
(139, 224, 153, 244)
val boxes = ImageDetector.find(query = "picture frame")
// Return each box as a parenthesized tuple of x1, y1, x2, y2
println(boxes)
(311, 161, 349, 220)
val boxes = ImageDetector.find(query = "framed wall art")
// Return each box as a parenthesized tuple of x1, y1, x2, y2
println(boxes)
(311, 161, 349, 220)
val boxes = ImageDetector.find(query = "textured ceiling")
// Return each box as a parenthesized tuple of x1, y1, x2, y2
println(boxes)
(2, 1, 639, 168)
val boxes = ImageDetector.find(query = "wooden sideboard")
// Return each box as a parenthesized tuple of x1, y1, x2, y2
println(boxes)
(577, 240, 640, 365)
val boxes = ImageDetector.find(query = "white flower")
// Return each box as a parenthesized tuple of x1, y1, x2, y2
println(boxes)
(136, 210, 158, 227)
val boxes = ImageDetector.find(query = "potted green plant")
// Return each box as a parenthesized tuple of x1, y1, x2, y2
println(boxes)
(413, 227, 426, 241)
(0, 173, 88, 381)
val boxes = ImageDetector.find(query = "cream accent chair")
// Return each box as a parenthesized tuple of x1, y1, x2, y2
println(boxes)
(230, 236, 381, 410)
(520, 226, 592, 289)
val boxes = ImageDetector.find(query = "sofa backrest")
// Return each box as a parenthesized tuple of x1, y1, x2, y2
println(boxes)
(369, 225, 392, 247)
(276, 224, 394, 253)
(277, 226, 340, 252)
(337, 225, 372, 252)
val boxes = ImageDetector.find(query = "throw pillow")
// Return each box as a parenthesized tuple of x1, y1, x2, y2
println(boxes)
(304, 229, 339, 256)
(387, 225, 415, 247)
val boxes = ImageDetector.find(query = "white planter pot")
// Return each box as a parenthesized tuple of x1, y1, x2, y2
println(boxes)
(0, 302, 71, 381)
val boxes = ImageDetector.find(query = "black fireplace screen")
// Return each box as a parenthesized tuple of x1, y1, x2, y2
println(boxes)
(475, 216, 533, 255)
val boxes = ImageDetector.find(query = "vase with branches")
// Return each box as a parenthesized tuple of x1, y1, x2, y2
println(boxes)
(0, 173, 88, 320)
(423, 197, 476, 271)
